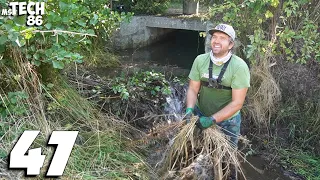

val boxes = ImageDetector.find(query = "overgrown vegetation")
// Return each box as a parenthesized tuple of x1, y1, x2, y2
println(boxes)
(1, 0, 319, 179)
(67, 69, 183, 131)
(209, 0, 319, 126)
(115, 0, 171, 15)
(0, 0, 150, 179)
(210, 0, 319, 64)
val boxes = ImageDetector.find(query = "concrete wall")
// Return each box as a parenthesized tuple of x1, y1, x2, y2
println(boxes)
(112, 16, 147, 50)
(205, 23, 214, 53)
(113, 16, 211, 50)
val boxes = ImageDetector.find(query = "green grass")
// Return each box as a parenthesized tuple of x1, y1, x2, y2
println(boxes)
(66, 132, 147, 179)
(280, 149, 320, 180)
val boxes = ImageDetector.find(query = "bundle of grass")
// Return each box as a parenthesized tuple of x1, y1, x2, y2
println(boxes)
(160, 116, 246, 180)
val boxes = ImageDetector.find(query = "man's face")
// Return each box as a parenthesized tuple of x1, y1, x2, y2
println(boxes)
(210, 31, 234, 58)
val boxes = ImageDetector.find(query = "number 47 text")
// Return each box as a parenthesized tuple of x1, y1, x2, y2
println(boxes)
(9, 131, 78, 176)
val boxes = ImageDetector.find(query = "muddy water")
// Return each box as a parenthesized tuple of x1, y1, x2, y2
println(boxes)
(240, 156, 291, 180)
(102, 30, 294, 179)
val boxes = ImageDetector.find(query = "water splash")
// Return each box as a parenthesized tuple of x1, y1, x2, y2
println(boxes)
(164, 82, 188, 123)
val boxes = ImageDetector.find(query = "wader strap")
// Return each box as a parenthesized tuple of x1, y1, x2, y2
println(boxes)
(217, 57, 231, 83)
(206, 56, 232, 90)
(209, 60, 213, 79)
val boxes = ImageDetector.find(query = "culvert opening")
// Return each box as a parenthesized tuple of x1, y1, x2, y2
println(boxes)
(116, 28, 206, 70)
(146, 28, 206, 69)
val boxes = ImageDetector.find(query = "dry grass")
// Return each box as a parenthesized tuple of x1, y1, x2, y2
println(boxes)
(158, 116, 257, 180)
(244, 27, 282, 129)
(0, 47, 53, 179)
(246, 62, 281, 129)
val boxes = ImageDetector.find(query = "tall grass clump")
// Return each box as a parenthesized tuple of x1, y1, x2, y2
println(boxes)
(276, 99, 320, 154)
(0, 46, 150, 179)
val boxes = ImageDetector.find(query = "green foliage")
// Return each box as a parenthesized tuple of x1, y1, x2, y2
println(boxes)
(68, 132, 147, 179)
(209, 0, 319, 64)
(0, 1, 147, 178)
(0, 91, 28, 118)
(120, 0, 171, 14)
(133, 0, 170, 14)
(111, 71, 172, 100)
(35, 80, 149, 178)
(280, 149, 320, 180)
(0, 0, 132, 72)
(83, 45, 121, 68)
(277, 100, 320, 153)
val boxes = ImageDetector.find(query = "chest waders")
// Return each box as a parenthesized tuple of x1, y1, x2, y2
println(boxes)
(199, 56, 238, 180)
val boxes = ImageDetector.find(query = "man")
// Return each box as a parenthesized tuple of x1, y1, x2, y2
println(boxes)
(184, 23, 250, 179)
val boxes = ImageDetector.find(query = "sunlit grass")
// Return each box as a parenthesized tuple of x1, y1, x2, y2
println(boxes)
(280, 149, 320, 180)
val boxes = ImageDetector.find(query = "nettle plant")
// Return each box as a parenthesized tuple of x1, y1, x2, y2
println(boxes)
(209, 0, 319, 64)
(0, 0, 132, 70)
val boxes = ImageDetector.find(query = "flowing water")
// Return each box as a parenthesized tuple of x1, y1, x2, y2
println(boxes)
(100, 30, 296, 179)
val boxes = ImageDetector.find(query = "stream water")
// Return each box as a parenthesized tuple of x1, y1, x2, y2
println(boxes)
(100, 30, 295, 179)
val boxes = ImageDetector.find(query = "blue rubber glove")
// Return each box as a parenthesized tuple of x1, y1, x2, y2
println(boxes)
(196, 116, 216, 129)
(184, 108, 194, 123)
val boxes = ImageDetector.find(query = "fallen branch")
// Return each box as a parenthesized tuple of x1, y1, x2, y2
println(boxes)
(21, 29, 97, 37)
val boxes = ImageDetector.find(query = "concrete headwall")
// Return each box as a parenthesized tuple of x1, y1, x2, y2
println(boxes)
(113, 16, 212, 50)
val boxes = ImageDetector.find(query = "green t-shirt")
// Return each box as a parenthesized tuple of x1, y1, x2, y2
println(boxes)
(188, 53, 250, 117)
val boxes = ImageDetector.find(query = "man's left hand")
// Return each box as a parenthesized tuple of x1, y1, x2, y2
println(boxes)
(196, 116, 216, 129)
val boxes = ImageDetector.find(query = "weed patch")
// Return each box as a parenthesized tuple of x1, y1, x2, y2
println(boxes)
(280, 149, 320, 180)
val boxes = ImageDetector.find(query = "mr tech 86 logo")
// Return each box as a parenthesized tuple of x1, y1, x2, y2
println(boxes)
(1, 2, 45, 26)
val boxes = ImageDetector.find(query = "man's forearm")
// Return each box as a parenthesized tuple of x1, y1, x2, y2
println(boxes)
(212, 101, 243, 123)
(186, 88, 198, 108)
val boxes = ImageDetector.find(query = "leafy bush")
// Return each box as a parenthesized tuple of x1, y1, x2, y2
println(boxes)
(111, 71, 172, 100)
(209, 0, 320, 64)
(134, 0, 171, 14)
(0, 0, 132, 73)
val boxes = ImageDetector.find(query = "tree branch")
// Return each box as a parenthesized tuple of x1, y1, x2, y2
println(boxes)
(21, 29, 97, 37)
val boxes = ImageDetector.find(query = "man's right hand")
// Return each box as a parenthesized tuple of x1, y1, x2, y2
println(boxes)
(184, 107, 194, 123)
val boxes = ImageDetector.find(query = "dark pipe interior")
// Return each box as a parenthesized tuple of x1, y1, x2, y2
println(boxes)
(147, 29, 205, 69)
(118, 29, 206, 70)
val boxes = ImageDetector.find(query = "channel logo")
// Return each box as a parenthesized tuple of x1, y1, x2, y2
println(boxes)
(1, 2, 45, 26)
